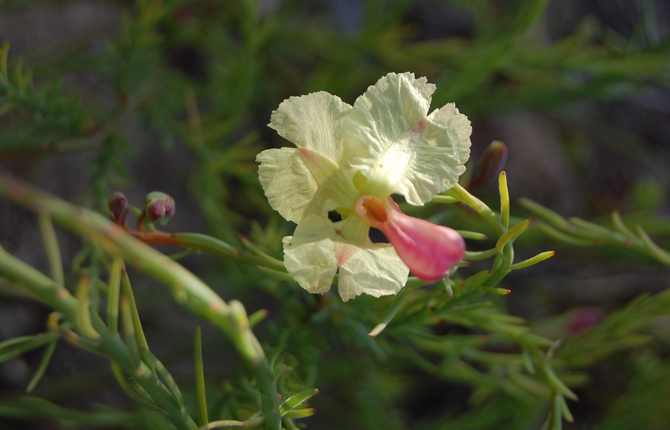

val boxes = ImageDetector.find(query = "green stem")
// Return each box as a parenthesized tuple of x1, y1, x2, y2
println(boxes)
(486, 242, 514, 288)
(0, 246, 79, 325)
(91, 314, 199, 430)
(173, 233, 285, 271)
(0, 173, 281, 430)
(0, 246, 197, 429)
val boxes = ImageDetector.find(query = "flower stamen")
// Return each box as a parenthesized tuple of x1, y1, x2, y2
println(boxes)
(355, 195, 388, 225)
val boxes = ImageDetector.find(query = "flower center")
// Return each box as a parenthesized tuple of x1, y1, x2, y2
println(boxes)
(354, 195, 388, 225)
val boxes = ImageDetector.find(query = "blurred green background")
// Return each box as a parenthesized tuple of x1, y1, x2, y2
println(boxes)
(1, 0, 670, 429)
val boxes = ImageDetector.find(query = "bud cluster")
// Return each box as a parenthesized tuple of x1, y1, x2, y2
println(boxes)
(107, 191, 176, 229)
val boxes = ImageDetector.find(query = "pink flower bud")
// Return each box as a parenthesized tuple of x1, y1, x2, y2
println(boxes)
(356, 196, 465, 282)
(567, 307, 603, 334)
(107, 192, 129, 225)
(143, 192, 176, 226)
(468, 140, 508, 189)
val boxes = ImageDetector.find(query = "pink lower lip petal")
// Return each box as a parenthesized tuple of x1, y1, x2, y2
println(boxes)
(355, 195, 465, 282)
(381, 209, 465, 282)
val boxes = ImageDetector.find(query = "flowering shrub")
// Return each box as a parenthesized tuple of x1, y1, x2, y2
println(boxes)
(1, 2, 670, 430)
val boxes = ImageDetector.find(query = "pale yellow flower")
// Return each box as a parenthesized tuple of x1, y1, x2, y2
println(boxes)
(257, 72, 471, 301)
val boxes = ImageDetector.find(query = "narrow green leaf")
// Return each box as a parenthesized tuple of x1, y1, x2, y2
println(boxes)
(194, 323, 208, 427)
(255, 266, 294, 282)
(496, 218, 530, 253)
(465, 248, 498, 261)
(196, 420, 246, 429)
(461, 270, 490, 291)
(120, 265, 153, 371)
(282, 408, 316, 419)
(168, 249, 194, 260)
(448, 184, 505, 234)
(540, 416, 551, 430)
(536, 222, 592, 246)
(238, 235, 284, 267)
(172, 233, 237, 253)
(38, 213, 64, 288)
(456, 230, 488, 240)
(248, 309, 269, 328)
(558, 393, 574, 422)
(144, 351, 184, 408)
(552, 393, 562, 430)
(635, 224, 670, 265)
(120, 295, 140, 367)
(543, 365, 578, 401)
(611, 211, 637, 239)
(0, 333, 59, 365)
(26, 340, 57, 393)
(522, 349, 535, 374)
(511, 0, 551, 35)
(0, 42, 9, 80)
(279, 388, 319, 416)
(109, 361, 159, 410)
(518, 198, 568, 229)
(369, 286, 414, 337)
(483, 287, 510, 295)
(499, 171, 509, 229)
(0, 395, 133, 425)
(569, 217, 628, 241)
(442, 278, 453, 298)
(0, 335, 47, 352)
(510, 251, 554, 270)
(444, 301, 493, 314)
(107, 257, 123, 334)
(75, 275, 99, 340)
(431, 195, 458, 204)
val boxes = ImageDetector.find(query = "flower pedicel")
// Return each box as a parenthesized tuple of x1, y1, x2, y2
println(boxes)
(257, 72, 471, 301)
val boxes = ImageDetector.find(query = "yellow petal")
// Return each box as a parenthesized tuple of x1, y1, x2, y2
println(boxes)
(257, 148, 329, 223)
(269, 91, 351, 161)
(395, 103, 471, 205)
(340, 72, 471, 204)
(283, 216, 339, 294)
(338, 245, 408, 302)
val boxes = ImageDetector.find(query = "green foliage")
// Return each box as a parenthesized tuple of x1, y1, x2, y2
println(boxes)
(0, 41, 89, 155)
(1, 1, 670, 430)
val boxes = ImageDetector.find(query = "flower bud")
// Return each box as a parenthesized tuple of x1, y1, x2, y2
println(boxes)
(468, 140, 508, 189)
(107, 192, 129, 225)
(142, 191, 176, 226)
(567, 307, 603, 334)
